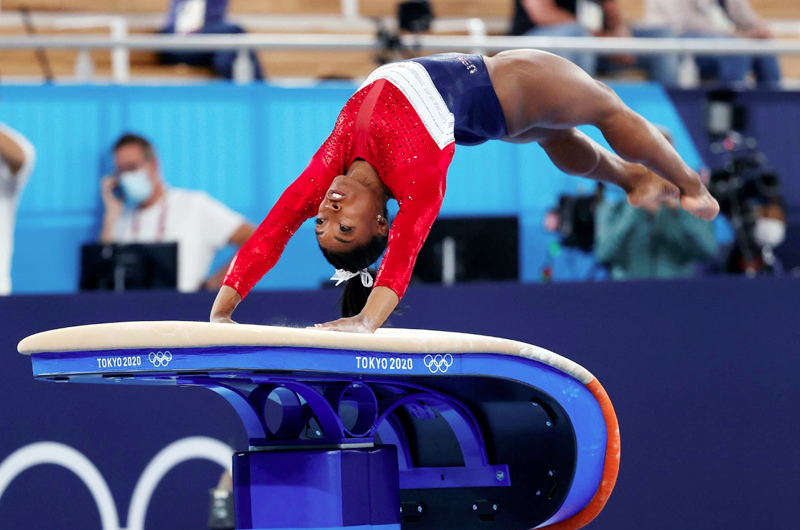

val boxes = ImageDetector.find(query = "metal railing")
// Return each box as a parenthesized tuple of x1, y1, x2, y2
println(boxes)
(0, 11, 505, 83)
(2, 22, 800, 84)
(2, 33, 799, 52)
(50, 16, 129, 82)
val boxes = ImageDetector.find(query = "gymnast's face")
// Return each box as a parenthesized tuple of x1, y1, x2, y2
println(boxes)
(316, 176, 387, 252)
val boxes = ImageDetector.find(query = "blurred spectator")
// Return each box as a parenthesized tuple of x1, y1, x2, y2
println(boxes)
(644, 0, 781, 87)
(595, 125, 718, 280)
(159, 0, 264, 80)
(100, 133, 255, 292)
(0, 122, 35, 295)
(595, 198, 718, 280)
(723, 199, 786, 275)
(509, 0, 679, 86)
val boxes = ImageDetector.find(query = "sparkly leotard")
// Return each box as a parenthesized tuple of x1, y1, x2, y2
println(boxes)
(223, 54, 507, 300)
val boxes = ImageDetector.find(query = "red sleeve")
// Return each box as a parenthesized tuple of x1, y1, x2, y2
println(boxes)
(223, 157, 337, 298)
(375, 165, 446, 300)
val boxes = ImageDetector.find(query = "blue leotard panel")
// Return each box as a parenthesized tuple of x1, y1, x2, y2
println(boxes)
(410, 53, 508, 146)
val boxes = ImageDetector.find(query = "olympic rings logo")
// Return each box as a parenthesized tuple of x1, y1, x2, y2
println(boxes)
(148, 351, 172, 368)
(423, 354, 454, 374)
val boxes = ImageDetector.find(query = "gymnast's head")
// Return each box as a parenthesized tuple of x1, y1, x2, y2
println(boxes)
(316, 172, 390, 317)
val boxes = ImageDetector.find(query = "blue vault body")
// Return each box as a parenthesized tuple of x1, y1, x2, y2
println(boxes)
(19, 322, 620, 530)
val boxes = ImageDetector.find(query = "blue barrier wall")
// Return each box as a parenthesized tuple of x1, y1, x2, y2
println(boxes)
(0, 82, 702, 293)
(1, 278, 798, 530)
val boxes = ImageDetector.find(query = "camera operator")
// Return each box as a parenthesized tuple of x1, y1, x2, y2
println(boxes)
(706, 132, 785, 276)
(375, 1, 434, 64)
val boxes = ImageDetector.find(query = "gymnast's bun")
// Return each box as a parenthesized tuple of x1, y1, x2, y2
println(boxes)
(320, 235, 388, 317)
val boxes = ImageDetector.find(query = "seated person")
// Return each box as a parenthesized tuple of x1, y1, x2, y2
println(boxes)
(509, 0, 679, 86)
(644, 0, 781, 87)
(100, 133, 255, 292)
(595, 197, 718, 280)
(159, 0, 264, 80)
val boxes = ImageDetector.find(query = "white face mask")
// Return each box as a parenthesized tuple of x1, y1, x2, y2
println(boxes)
(753, 218, 786, 248)
(119, 169, 154, 207)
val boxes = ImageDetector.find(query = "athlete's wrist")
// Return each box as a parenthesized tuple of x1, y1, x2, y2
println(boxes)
(210, 285, 242, 323)
(359, 286, 400, 331)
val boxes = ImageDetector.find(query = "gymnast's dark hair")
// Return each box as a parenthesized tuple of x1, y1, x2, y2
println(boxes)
(320, 206, 389, 318)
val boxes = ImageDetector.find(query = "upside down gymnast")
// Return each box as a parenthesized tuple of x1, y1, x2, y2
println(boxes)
(210, 50, 720, 333)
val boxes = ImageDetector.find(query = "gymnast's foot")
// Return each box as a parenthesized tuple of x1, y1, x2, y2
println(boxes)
(680, 187, 720, 221)
(626, 166, 680, 209)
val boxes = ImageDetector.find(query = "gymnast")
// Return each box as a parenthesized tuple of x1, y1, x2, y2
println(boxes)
(210, 50, 719, 333)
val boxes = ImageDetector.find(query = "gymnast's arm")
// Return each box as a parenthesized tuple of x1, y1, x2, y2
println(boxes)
(316, 165, 446, 333)
(210, 157, 337, 323)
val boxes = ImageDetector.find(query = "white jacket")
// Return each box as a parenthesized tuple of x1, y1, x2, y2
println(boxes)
(644, 0, 764, 34)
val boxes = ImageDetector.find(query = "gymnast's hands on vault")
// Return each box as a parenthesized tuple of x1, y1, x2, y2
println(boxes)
(210, 284, 398, 333)
(312, 286, 399, 333)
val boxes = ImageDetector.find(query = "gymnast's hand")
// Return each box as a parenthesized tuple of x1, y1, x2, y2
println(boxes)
(314, 314, 378, 334)
(210, 285, 242, 324)
(313, 286, 399, 334)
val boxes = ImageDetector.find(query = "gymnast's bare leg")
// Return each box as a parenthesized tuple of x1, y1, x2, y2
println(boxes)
(487, 50, 719, 220)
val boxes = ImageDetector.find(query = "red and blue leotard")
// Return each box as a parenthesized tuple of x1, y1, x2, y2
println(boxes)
(223, 54, 507, 301)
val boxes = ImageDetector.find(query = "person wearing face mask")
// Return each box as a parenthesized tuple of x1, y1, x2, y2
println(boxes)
(0, 122, 36, 295)
(99, 133, 256, 292)
(753, 204, 786, 249)
(723, 200, 786, 276)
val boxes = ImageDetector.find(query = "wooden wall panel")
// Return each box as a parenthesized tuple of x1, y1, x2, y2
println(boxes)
(3, 0, 798, 20)
(2, 0, 167, 13)
(1, 0, 341, 14)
